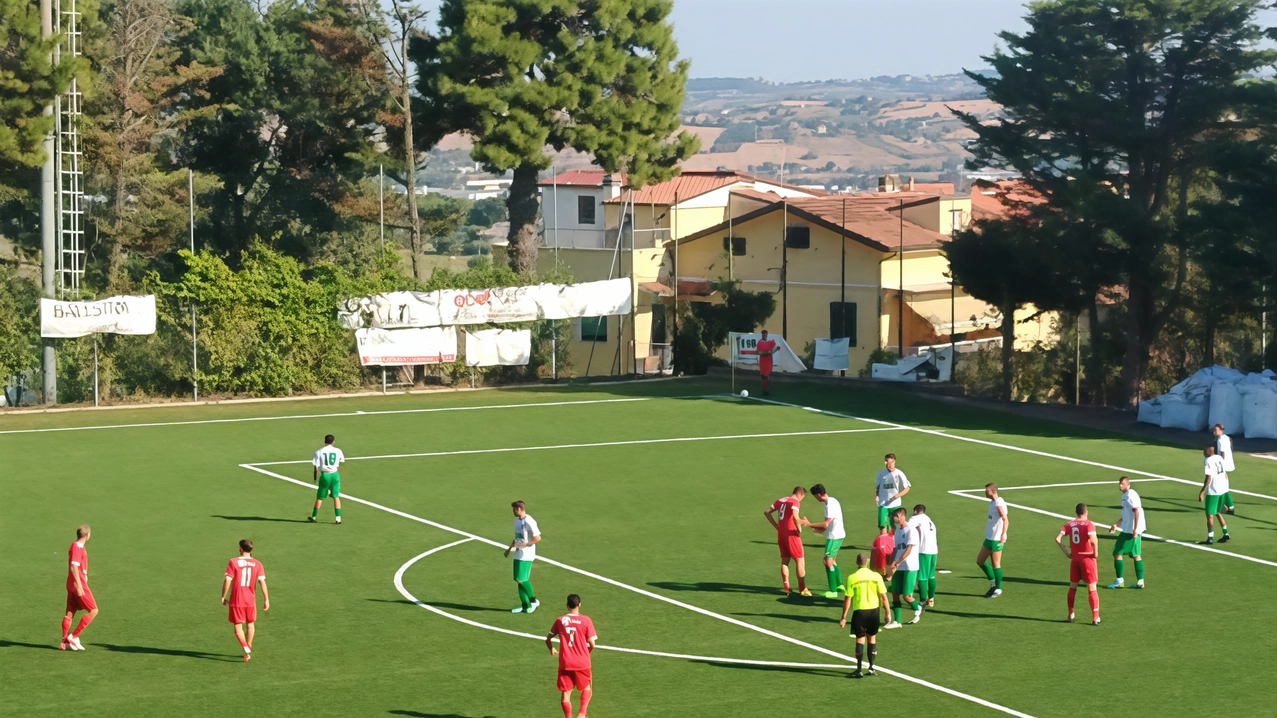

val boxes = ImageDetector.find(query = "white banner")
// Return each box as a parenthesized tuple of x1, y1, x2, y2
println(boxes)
(40, 295, 157, 338)
(814, 337, 850, 371)
(339, 278, 632, 329)
(464, 329, 531, 367)
(729, 332, 807, 373)
(355, 327, 458, 366)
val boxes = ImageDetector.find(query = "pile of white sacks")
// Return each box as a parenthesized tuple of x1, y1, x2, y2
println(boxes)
(1137, 365, 1277, 439)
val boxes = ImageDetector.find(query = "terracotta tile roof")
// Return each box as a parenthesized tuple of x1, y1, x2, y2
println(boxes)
(603, 171, 828, 205)
(969, 180, 1044, 220)
(538, 169, 626, 187)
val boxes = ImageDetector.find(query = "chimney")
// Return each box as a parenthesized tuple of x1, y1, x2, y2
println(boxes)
(907, 176, 915, 191)
(878, 174, 900, 193)
(601, 173, 621, 200)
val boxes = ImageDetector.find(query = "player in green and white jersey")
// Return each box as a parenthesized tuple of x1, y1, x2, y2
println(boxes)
(504, 501, 541, 614)
(309, 434, 344, 524)
(800, 483, 845, 599)
(885, 508, 923, 628)
(909, 504, 938, 607)
(874, 454, 911, 530)
(1199, 446, 1231, 544)
(1213, 424, 1237, 515)
(976, 483, 1008, 598)
(1106, 476, 1145, 589)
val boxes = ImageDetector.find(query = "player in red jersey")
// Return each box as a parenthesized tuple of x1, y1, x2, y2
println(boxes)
(61, 524, 98, 650)
(1055, 503, 1100, 625)
(756, 329, 779, 395)
(764, 486, 809, 595)
(221, 539, 270, 661)
(870, 525, 895, 577)
(546, 594, 597, 718)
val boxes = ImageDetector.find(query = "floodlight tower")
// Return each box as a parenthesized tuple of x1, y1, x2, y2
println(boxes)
(55, 0, 86, 299)
(39, 0, 56, 403)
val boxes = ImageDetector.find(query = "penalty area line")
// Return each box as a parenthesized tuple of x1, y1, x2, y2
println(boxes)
(242, 463, 1038, 718)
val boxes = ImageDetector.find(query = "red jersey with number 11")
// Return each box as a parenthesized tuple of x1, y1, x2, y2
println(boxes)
(550, 613, 596, 671)
(1061, 519, 1097, 558)
(224, 557, 265, 607)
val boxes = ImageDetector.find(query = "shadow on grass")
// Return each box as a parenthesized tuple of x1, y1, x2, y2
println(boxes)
(0, 640, 61, 651)
(211, 515, 312, 523)
(1002, 576, 1070, 588)
(389, 712, 496, 718)
(99, 643, 240, 662)
(731, 611, 835, 624)
(648, 581, 781, 595)
(694, 660, 851, 678)
(366, 598, 507, 613)
(925, 609, 1061, 623)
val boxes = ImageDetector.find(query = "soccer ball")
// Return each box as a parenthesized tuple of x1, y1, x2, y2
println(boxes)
(740, 390, 749, 398)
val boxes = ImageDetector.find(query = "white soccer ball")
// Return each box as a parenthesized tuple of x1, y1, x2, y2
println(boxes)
(740, 389, 749, 398)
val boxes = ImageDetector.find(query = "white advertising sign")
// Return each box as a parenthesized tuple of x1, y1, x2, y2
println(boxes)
(464, 328, 531, 367)
(814, 337, 851, 371)
(355, 327, 458, 366)
(40, 295, 157, 338)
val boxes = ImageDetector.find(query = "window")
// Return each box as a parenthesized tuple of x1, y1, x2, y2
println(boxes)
(579, 316, 608, 341)
(722, 236, 746, 256)
(950, 209, 964, 232)
(650, 303, 667, 343)
(785, 225, 810, 249)
(829, 302, 857, 345)
(577, 195, 596, 225)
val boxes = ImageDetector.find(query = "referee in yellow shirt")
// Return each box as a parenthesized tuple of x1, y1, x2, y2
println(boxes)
(838, 553, 890, 678)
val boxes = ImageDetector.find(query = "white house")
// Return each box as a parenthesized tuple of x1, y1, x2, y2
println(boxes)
(538, 169, 625, 248)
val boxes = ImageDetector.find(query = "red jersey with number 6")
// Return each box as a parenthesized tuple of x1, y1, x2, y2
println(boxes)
(550, 613, 596, 671)
(1061, 519, 1097, 558)
(224, 557, 265, 607)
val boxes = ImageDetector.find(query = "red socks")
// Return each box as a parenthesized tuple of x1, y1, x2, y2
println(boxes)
(1066, 588, 1076, 611)
(561, 700, 572, 718)
(71, 614, 93, 638)
(579, 688, 591, 717)
(61, 616, 73, 639)
(1088, 589, 1099, 619)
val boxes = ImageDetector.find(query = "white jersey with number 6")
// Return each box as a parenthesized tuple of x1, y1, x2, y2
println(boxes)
(1120, 489, 1146, 534)
(985, 497, 1007, 541)
(313, 445, 345, 474)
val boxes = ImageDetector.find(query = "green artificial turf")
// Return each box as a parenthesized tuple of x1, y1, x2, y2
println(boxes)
(4, 378, 1275, 717)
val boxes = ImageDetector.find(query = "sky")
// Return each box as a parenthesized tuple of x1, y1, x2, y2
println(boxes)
(667, 0, 1030, 82)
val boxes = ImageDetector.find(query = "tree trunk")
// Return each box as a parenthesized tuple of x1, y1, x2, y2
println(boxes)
(1086, 297, 1103, 405)
(1000, 299, 1015, 401)
(1119, 275, 1148, 408)
(506, 163, 540, 275)
(401, 37, 422, 282)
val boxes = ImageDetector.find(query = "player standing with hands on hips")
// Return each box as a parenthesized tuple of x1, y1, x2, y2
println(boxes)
(755, 329, 779, 396)
(547, 594, 597, 718)
(1056, 503, 1101, 625)
(505, 501, 541, 613)
(309, 434, 345, 524)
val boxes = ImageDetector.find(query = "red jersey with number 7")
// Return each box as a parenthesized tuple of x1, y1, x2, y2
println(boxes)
(224, 557, 265, 607)
(1061, 519, 1097, 558)
(550, 613, 596, 671)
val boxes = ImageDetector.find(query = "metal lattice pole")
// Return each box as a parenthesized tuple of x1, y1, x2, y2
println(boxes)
(55, 0, 84, 299)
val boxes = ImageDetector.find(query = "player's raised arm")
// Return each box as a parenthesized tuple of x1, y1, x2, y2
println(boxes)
(1055, 528, 1070, 558)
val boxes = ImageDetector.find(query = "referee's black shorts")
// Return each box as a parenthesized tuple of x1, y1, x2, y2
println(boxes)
(850, 608, 880, 637)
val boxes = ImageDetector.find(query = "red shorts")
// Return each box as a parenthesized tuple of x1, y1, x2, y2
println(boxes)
(556, 668, 591, 692)
(228, 606, 257, 624)
(66, 589, 96, 613)
(778, 535, 803, 560)
(758, 361, 773, 377)
(1070, 557, 1098, 585)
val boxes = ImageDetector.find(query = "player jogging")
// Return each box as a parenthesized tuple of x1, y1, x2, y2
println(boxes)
(885, 508, 922, 628)
(1199, 446, 1231, 544)
(874, 454, 911, 530)
(756, 329, 779, 396)
(799, 483, 845, 598)
(61, 524, 98, 651)
(221, 539, 270, 662)
(764, 486, 810, 595)
(1106, 476, 1146, 589)
(309, 434, 345, 523)
(839, 553, 889, 679)
(505, 501, 541, 613)
(1056, 503, 1101, 625)
(976, 483, 1008, 598)
(1214, 424, 1237, 515)
(909, 505, 938, 607)
(546, 594, 597, 718)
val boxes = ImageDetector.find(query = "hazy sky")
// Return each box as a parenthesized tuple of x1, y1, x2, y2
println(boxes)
(667, 0, 1030, 82)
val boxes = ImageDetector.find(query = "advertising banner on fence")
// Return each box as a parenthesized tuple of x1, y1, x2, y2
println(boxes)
(729, 332, 807, 373)
(355, 327, 457, 366)
(813, 337, 850, 371)
(338, 278, 632, 329)
(40, 295, 157, 338)
(464, 329, 531, 367)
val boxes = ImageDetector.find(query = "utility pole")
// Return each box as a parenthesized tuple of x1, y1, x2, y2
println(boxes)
(40, 0, 57, 404)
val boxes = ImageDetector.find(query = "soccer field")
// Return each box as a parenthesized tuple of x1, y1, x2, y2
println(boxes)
(5, 378, 1277, 717)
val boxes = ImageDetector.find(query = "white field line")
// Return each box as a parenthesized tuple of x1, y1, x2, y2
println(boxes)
(249, 427, 900, 466)
(243, 463, 1036, 718)
(948, 489, 1277, 569)
(744, 395, 1277, 502)
(395, 538, 857, 671)
(0, 397, 654, 435)
(986, 479, 1167, 491)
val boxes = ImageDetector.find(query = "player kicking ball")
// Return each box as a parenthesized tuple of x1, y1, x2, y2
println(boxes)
(798, 483, 845, 598)
(309, 434, 345, 524)
(61, 524, 98, 651)
(505, 501, 541, 614)
(546, 594, 597, 718)
(1056, 503, 1100, 625)
(765, 486, 810, 596)
(221, 539, 270, 662)
(885, 508, 923, 628)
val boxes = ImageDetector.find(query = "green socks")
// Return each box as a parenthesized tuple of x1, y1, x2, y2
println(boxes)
(334, 507, 341, 518)
(892, 601, 902, 623)
(1114, 559, 1124, 579)
(516, 582, 530, 609)
(311, 507, 319, 517)
(520, 581, 536, 603)
(834, 565, 843, 588)
(1134, 559, 1144, 581)
(980, 561, 995, 581)
(928, 578, 936, 600)
(826, 566, 839, 593)
(993, 567, 1003, 590)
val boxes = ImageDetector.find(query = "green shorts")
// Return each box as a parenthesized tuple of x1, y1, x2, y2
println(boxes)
(1112, 532, 1142, 557)
(316, 472, 340, 499)
(513, 559, 533, 582)
(1205, 494, 1225, 515)
(877, 505, 896, 529)
(889, 569, 918, 595)
(982, 538, 1004, 552)
(824, 539, 843, 560)
(917, 553, 937, 581)
(1224, 491, 1234, 506)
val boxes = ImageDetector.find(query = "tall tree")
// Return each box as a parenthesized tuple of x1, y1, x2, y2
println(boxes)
(957, 0, 1275, 406)
(413, 0, 698, 274)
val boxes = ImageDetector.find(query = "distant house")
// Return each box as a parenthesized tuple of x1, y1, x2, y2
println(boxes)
(537, 169, 625, 249)
(465, 178, 511, 200)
